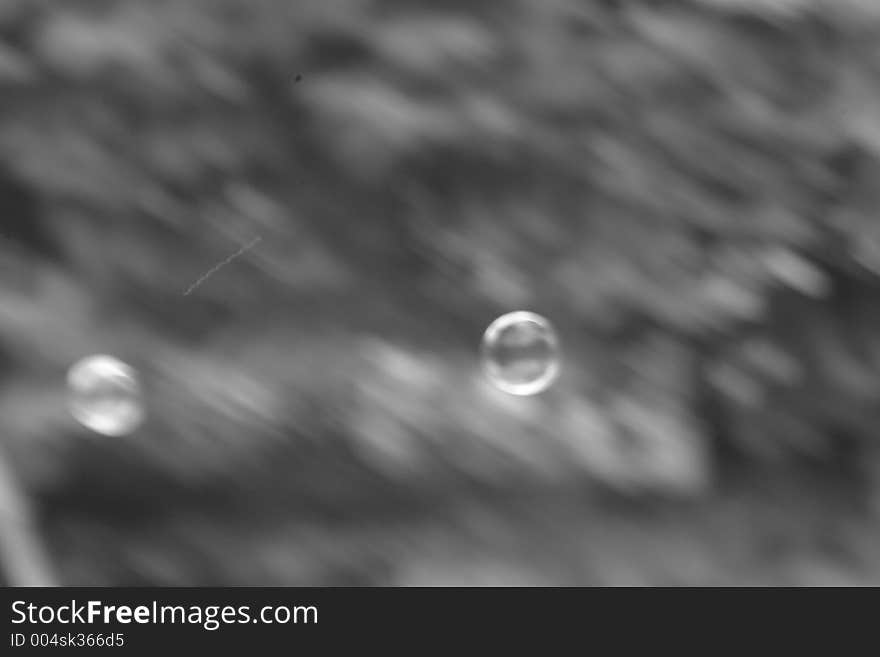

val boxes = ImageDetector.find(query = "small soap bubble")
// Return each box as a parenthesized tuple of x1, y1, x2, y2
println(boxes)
(67, 355, 144, 436)
(481, 311, 561, 396)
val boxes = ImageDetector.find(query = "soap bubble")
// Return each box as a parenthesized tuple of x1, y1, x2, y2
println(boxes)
(67, 355, 144, 436)
(481, 311, 560, 396)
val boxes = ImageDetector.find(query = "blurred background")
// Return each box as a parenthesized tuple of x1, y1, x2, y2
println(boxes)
(2, 0, 880, 586)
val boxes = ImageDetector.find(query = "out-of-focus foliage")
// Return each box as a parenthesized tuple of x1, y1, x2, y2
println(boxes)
(3, 0, 880, 584)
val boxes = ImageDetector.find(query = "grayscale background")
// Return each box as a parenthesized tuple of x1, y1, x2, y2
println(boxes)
(2, 0, 880, 586)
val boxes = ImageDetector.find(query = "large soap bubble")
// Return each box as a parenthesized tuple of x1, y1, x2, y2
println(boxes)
(481, 311, 561, 396)
(67, 354, 144, 436)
